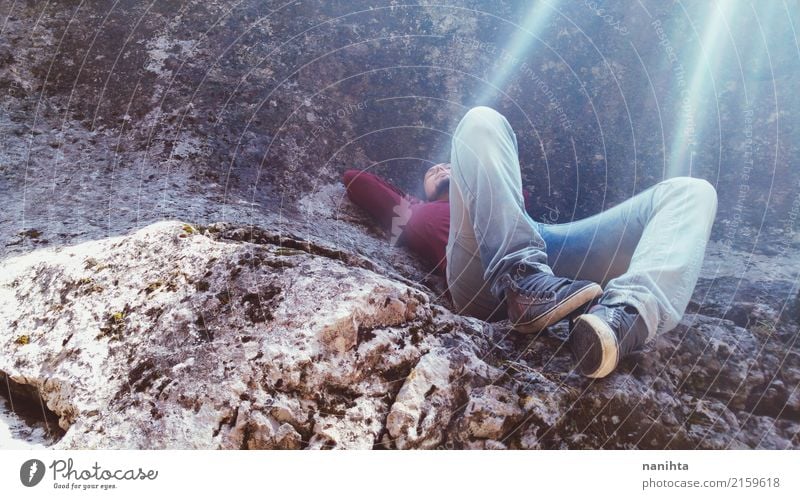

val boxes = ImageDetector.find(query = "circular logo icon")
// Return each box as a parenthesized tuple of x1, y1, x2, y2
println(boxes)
(20, 459, 46, 487)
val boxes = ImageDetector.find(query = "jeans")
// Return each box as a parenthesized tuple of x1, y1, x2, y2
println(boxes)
(446, 107, 718, 340)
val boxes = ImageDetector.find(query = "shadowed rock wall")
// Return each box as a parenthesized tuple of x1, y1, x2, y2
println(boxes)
(2, 1, 798, 252)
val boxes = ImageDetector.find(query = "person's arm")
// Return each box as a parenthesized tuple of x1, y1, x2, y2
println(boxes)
(343, 169, 421, 231)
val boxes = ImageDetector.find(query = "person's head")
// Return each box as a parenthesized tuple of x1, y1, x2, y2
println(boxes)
(423, 162, 451, 201)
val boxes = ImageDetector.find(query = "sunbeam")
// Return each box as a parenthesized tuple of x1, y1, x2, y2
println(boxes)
(667, 1, 734, 178)
(476, 0, 559, 105)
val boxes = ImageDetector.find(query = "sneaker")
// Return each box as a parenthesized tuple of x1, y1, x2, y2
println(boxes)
(568, 304, 649, 378)
(503, 273, 603, 334)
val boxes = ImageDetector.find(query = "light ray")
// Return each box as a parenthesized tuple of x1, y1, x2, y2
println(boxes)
(476, 0, 559, 105)
(668, 1, 736, 178)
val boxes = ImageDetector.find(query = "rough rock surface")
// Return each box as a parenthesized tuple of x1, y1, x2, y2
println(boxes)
(0, 219, 479, 449)
(1, 218, 798, 449)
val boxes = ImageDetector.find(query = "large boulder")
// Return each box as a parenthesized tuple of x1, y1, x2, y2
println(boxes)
(1, 218, 797, 449)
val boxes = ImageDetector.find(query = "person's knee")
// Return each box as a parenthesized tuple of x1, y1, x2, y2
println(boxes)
(455, 106, 508, 140)
(462, 105, 504, 122)
(686, 177, 717, 210)
(665, 176, 718, 215)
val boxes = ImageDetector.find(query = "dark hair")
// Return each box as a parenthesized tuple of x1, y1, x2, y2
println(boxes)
(429, 178, 450, 201)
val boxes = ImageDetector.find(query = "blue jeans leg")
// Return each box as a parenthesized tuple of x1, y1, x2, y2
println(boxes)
(538, 177, 718, 339)
(445, 107, 717, 336)
(446, 106, 552, 321)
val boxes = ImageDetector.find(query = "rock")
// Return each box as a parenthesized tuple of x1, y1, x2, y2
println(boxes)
(1, 220, 797, 449)
(0, 221, 495, 449)
(0, 220, 439, 448)
(455, 385, 522, 441)
(386, 339, 502, 449)
(386, 351, 455, 449)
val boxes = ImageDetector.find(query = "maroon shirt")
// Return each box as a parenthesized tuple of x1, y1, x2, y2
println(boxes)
(343, 169, 449, 275)
(343, 169, 532, 277)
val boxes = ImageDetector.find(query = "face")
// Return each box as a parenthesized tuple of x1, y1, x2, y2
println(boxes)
(423, 163, 451, 201)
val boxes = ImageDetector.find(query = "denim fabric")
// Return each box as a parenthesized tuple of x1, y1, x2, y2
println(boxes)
(446, 107, 718, 340)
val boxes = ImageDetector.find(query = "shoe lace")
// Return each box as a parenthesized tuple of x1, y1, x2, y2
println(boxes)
(607, 305, 647, 357)
(504, 272, 560, 301)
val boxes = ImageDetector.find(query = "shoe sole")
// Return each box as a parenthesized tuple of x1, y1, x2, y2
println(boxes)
(510, 283, 602, 334)
(570, 313, 619, 378)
